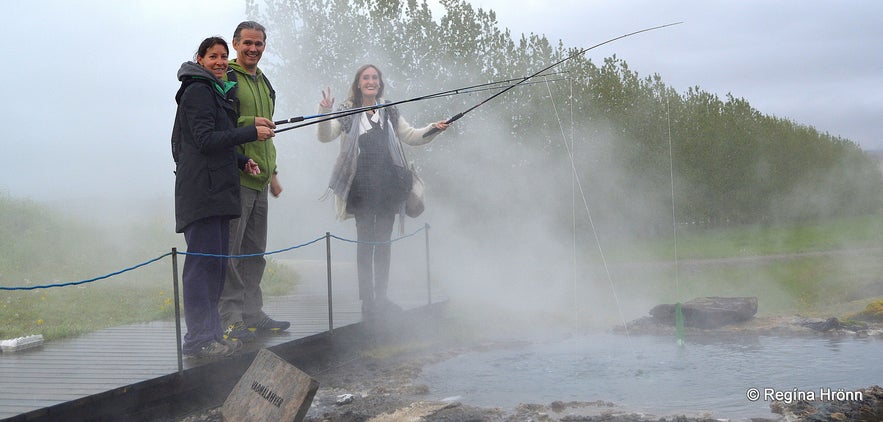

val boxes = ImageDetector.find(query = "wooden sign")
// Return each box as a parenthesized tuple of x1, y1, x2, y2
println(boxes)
(222, 348, 319, 421)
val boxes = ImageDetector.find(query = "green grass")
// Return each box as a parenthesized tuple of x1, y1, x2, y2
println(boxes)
(2, 278, 175, 339)
(3, 192, 882, 341)
(0, 258, 299, 341)
(609, 254, 883, 316)
(603, 214, 883, 262)
(584, 215, 883, 320)
(0, 194, 300, 341)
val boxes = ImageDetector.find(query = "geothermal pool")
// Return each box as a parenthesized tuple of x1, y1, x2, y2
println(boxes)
(417, 332, 882, 419)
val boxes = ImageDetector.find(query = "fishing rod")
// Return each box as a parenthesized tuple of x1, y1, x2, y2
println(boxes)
(422, 22, 683, 138)
(272, 72, 568, 134)
(435, 77, 568, 96)
(273, 71, 567, 126)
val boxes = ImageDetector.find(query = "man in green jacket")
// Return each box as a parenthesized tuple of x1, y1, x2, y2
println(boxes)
(220, 21, 290, 342)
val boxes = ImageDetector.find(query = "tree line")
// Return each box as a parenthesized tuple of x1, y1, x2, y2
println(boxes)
(250, 0, 883, 236)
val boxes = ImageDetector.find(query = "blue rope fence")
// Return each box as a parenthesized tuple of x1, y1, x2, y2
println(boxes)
(180, 234, 326, 259)
(0, 226, 428, 291)
(329, 225, 427, 245)
(0, 253, 174, 291)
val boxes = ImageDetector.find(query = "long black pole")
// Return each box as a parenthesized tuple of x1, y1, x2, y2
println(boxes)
(325, 232, 334, 334)
(422, 22, 683, 138)
(425, 223, 431, 305)
(171, 248, 183, 377)
(273, 73, 568, 134)
(274, 76, 567, 126)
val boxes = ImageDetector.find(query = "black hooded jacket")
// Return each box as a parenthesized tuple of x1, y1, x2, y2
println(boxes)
(171, 61, 257, 233)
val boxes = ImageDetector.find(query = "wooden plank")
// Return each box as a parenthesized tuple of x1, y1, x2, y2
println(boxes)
(222, 349, 319, 421)
(0, 279, 440, 420)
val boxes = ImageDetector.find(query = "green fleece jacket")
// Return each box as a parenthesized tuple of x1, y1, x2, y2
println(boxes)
(228, 59, 277, 191)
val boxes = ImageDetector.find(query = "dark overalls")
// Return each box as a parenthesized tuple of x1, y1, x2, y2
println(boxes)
(347, 114, 405, 306)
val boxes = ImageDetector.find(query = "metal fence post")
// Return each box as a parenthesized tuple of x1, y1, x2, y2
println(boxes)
(424, 223, 432, 305)
(171, 248, 183, 376)
(325, 232, 334, 334)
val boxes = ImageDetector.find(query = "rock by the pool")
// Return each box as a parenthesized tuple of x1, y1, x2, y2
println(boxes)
(649, 296, 758, 329)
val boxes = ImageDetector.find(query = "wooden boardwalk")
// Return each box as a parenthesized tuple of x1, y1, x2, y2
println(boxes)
(0, 259, 440, 420)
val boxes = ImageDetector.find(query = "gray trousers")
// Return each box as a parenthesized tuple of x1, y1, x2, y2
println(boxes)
(354, 210, 396, 302)
(219, 186, 268, 326)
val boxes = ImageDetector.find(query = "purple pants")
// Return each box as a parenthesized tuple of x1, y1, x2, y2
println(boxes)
(182, 216, 230, 353)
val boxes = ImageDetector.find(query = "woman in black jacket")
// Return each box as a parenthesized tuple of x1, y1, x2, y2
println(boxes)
(171, 36, 274, 359)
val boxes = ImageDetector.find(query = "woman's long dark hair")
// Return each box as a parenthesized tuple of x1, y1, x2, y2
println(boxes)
(347, 64, 384, 106)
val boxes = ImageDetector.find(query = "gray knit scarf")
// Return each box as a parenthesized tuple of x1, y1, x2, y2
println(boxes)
(325, 100, 407, 219)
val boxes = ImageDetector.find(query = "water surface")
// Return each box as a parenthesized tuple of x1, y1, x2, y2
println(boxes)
(418, 332, 882, 419)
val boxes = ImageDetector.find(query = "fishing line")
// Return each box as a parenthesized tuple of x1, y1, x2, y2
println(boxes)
(541, 75, 634, 349)
(570, 76, 578, 332)
(544, 74, 580, 332)
(275, 74, 569, 125)
(423, 22, 683, 138)
(666, 93, 685, 347)
(272, 74, 568, 134)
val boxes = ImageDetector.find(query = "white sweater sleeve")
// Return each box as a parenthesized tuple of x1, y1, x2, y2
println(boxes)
(316, 106, 343, 143)
(395, 115, 441, 146)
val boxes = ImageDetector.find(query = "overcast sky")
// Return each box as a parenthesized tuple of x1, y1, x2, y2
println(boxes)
(3, 0, 881, 202)
(469, 0, 882, 149)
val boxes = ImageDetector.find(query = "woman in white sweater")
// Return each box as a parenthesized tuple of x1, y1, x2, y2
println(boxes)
(317, 64, 448, 317)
